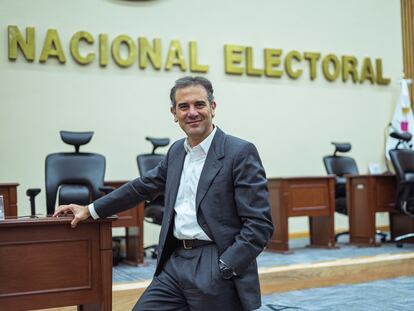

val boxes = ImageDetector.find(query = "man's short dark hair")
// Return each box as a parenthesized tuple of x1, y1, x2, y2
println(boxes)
(170, 76, 214, 107)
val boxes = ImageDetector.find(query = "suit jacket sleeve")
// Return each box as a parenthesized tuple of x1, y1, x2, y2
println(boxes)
(93, 150, 168, 218)
(219, 142, 274, 276)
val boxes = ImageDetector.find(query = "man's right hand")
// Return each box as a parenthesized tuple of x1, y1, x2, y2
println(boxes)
(53, 204, 91, 228)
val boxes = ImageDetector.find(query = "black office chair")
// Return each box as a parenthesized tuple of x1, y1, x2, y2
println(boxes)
(323, 142, 388, 242)
(137, 137, 170, 258)
(323, 142, 358, 241)
(27, 131, 113, 215)
(388, 131, 414, 247)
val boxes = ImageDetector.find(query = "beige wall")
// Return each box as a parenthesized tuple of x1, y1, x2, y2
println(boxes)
(0, 0, 403, 245)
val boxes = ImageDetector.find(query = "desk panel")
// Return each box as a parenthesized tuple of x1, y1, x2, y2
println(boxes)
(267, 177, 336, 252)
(287, 181, 332, 216)
(347, 174, 414, 246)
(0, 217, 113, 310)
(105, 180, 145, 265)
(0, 183, 19, 216)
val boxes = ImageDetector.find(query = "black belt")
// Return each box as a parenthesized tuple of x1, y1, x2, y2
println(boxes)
(178, 239, 214, 249)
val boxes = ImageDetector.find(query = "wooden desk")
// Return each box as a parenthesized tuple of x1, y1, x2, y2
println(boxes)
(267, 176, 336, 252)
(105, 181, 145, 265)
(347, 174, 414, 246)
(0, 183, 19, 216)
(0, 217, 113, 310)
(0, 180, 144, 265)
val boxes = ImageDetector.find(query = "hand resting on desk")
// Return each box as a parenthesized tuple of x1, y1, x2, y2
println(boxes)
(53, 204, 91, 228)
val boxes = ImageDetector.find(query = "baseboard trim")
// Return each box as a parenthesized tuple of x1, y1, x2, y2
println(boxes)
(288, 225, 390, 239)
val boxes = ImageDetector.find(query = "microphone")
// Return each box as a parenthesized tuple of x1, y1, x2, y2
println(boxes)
(388, 122, 398, 132)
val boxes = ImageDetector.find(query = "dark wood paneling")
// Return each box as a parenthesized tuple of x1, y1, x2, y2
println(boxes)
(348, 174, 414, 246)
(0, 183, 19, 217)
(267, 176, 335, 252)
(287, 182, 331, 216)
(104, 180, 145, 265)
(0, 240, 91, 296)
(0, 217, 113, 310)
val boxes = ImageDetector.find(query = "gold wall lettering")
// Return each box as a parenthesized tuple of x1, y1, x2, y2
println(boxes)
(139, 37, 162, 70)
(70, 31, 95, 65)
(7, 25, 390, 85)
(224, 44, 390, 85)
(8, 26, 207, 73)
(39, 29, 66, 63)
(8, 25, 35, 61)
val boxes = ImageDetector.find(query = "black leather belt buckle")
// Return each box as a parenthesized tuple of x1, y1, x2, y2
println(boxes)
(180, 239, 213, 249)
(183, 240, 193, 249)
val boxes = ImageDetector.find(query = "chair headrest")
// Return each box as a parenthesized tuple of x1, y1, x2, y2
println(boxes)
(146, 137, 170, 154)
(331, 142, 351, 155)
(390, 131, 412, 142)
(60, 131, 94, 153)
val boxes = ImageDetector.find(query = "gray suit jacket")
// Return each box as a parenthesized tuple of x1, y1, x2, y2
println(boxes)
(94, 127, 274, 310)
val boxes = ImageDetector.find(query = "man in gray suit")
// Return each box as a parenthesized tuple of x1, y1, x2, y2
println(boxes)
(54, 76, 273, 311)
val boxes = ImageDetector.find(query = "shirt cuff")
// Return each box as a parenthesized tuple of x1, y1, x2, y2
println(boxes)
(88, 203, 100, 220)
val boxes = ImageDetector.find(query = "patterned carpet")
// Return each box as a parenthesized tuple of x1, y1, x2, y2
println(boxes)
(113, 236, 414, 283)
(113, 236, 414, 310)
(259, 276, 414, 311)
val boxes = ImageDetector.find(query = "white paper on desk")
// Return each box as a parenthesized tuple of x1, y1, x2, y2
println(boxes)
(368, 162, 381, 174)
(0, 195, 4, 220)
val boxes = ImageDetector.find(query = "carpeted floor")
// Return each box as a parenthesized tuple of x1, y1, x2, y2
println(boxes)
(113, 235, 414, 283)
(259, 276, 414, 311)
(112, 236, 414, 310)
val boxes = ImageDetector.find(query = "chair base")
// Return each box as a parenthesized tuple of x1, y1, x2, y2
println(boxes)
(375, 230, 387, 243)
(395, 233, 414, 248)
(144, 244, 158, 259)
(335, 231, 349, 242)
(336, 230, 387, 243)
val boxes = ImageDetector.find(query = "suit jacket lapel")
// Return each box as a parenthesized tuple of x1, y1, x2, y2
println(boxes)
(166, 142, 186, 217)
(195, 128, 225, 210)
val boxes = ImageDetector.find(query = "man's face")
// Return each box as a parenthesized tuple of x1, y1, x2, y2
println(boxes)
(171, 85, 216, 147)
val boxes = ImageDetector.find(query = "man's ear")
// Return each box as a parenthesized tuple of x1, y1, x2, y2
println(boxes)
(170, 106, 177, 122)
(211, 101, 216, 117)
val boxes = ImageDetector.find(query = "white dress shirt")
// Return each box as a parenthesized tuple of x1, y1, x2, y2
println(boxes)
(88, 127, 217, 242)
(173, 126, 217, 241)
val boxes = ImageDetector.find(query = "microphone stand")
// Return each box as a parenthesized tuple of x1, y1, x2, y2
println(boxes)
(383, 123, 392, 174)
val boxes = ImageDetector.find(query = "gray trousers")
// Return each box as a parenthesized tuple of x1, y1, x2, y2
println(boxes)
(133, 243, 243, 311)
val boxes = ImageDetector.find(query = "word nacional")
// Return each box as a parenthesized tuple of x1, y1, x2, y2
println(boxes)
(8, 25, 390, 85)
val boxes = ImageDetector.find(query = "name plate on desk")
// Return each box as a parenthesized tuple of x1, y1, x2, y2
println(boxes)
(0, 195, 4, 220)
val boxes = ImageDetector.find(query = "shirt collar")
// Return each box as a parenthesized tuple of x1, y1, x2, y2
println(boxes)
(183, 125, 217, 154)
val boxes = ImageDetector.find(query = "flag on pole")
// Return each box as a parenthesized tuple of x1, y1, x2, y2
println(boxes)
(385, 79, 414, 159)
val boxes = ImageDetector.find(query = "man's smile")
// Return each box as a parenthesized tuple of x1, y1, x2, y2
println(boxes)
(186, 120, 202, 125)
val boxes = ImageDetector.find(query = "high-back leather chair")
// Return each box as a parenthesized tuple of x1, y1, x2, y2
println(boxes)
(323, 142, 387, 242)
(137, 137, 170, 258)
(27, 131, 112, 215)
(323, 142, 358, 211)
(323, 143, 358, 241)
(389, 131, 414, 247)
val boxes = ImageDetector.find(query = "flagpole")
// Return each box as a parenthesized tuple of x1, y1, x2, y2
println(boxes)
(384, 75, 413, 173)
(383, 123, 392, 174)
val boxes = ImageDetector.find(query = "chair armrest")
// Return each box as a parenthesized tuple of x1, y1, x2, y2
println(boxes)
(401, 180, 414, 185)
(99, 186, 115, 195)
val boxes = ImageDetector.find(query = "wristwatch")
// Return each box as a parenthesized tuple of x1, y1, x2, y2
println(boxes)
(218, 260, 234, 280)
